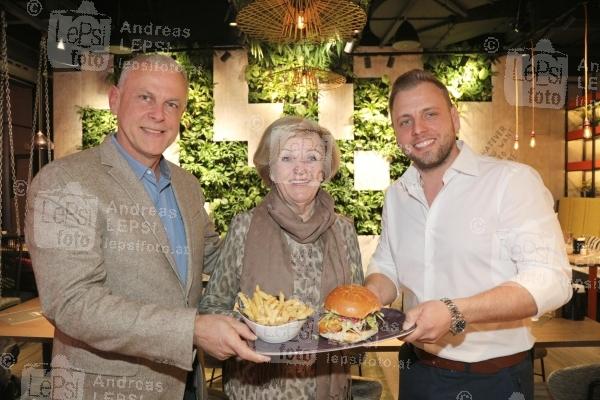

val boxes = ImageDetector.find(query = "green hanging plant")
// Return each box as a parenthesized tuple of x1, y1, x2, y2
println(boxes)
(424, 50, 494, 102)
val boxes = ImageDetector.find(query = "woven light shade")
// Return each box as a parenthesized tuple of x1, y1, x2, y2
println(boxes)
(271, 66, 346, 90)
(236, 0, 366, 43)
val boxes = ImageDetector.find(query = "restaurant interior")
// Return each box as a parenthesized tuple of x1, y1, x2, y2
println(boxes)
(0, 0, 599, 399)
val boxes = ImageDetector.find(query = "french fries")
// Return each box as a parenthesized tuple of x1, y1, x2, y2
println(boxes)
(237, 285, 314, 326)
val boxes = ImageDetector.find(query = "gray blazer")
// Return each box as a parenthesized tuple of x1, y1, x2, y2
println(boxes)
(25, 136, 220, 399)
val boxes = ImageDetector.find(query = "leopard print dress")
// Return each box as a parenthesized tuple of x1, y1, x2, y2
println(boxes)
(199, 210, 364, 400)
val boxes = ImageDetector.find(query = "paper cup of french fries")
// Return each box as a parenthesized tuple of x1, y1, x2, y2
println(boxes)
(236, 286, 314, 344)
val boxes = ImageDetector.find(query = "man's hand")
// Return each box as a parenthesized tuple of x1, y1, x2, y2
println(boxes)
(364, 273, 397, 306)
(401, 300, 452, 344)
(194, 314, 270, 363)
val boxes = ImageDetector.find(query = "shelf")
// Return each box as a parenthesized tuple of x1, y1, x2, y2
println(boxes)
(567, 125, 600, 141)
(568, 92, 600, 110)
(567, 160, 600, 172)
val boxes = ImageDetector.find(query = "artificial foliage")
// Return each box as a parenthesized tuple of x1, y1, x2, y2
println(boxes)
(79, 107, 116, 149)
(80, 47, 489, 235)
(424, 52, 493, 102)
(79, 53, 266, 234)
(177, 53, 267, 233)
(244, 43, 408, 234)
(324, 77, 409, 234)
(246, 41, 348, 118)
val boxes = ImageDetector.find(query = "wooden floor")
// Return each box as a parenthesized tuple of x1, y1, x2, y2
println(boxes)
(8, 343, 600, 399)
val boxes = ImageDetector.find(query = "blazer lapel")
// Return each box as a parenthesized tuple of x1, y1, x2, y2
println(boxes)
(170, 168, 197, 298)
(99, 137, 182, 289)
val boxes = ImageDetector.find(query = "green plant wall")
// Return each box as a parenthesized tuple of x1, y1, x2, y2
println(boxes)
(80, 48, 490, 235)
(424, 52, 493, 102)
(79, 107, 116, 149)
(80, 53, 267, 234)
(177, 53, 267, 233)
(244, 43, 409, 234)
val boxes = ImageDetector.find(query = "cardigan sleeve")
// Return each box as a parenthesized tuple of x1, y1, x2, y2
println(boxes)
(198, 211, 253, 316)
(335, 216, 364, 285)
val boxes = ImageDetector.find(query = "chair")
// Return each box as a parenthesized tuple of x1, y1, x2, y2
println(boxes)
(533, 347, 548, 382)
(202, 354, 223, 388)
(351, 376, 383, 400)
(587, 236, 600, 251)
(547, 363, 600, 400)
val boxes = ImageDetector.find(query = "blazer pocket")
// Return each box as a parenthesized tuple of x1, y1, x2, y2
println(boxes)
(54, 335, 140, 377)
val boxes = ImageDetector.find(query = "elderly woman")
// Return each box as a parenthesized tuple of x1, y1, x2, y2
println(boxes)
(199, 116, 363, 399)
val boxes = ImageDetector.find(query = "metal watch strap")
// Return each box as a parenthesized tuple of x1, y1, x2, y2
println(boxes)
(440, 297, 466, 335)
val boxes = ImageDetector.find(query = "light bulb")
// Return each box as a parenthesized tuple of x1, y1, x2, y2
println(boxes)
(513, 139, 519, 150)
(529, 130, 536, 148)
(297, 14, 305, 30)
(583, 117, 593, 139)
(34, 130, 50, 148)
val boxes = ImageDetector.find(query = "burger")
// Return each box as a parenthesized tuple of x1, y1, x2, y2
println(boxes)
(318, 285, 383, 343)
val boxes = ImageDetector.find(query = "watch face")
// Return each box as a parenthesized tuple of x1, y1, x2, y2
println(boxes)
(454, 320, 466, 333)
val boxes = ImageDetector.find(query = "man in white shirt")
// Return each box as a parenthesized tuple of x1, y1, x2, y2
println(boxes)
(365, 69, 572, 399)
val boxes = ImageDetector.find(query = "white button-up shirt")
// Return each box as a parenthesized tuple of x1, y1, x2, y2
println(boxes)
(367, 141, 572, 362)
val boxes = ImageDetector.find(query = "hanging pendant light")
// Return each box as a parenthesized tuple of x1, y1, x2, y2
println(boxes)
(236, 0, 366, 43)
(270, 65, 346, 91)
(514, 59, 520, 151)
(28, 35, 53, 183)
(392, 21, 421, 51)
(583, 3, 593, 139)
(583, 117, 593, 139)
(529, 41, 536, 148)
(34, 130, 54, 149)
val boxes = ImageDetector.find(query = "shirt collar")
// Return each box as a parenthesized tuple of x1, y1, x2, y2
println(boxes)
(448, 140, 479, 177)
(399, 140, 480, 189)
(111, 135, 171, 182)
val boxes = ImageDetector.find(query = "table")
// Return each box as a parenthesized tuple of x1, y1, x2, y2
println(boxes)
(369, 316, 600, 351)
(0, 297, 53, 341)
(3, 299, 599, 353)
(0, 273, 211, 339)
(568, 253, 599, 320)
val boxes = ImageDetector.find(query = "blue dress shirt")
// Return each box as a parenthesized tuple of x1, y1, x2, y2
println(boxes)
(112, 136, 189, 285)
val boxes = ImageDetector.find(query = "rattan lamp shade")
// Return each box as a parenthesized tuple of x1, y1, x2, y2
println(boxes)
(271, 66, 346, 90)
(236, 0, 366, 43)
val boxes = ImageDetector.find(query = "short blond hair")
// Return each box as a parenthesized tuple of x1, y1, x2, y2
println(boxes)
(253, 116, 340, 187)
(389, 69, 453, 113)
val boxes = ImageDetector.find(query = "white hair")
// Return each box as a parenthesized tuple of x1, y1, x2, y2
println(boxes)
(117, 53, 188, 88)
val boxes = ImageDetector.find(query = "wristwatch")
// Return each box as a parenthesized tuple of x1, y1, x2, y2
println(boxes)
(440, 297, 466, 335)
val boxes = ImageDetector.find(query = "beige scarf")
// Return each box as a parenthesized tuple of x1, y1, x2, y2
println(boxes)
(242, 188, 352, 399)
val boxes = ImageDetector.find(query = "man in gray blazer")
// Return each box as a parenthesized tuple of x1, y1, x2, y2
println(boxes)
(25, 54, 269, 400)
